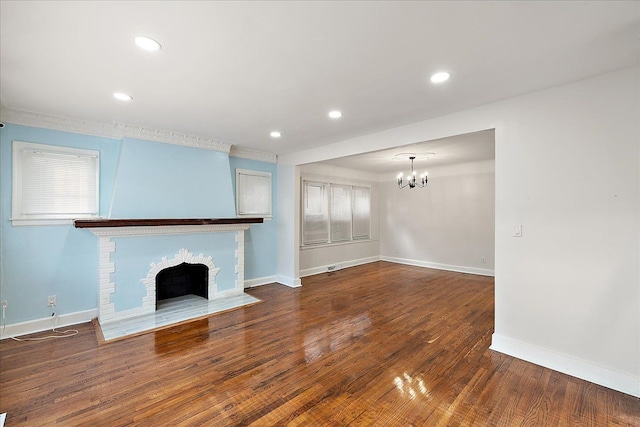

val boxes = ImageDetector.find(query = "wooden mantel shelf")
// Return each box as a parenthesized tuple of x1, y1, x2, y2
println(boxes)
(74, 217, 263, 228)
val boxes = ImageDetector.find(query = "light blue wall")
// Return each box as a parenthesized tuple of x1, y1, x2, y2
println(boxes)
(0, 124, 121, 323)
(110, 138, 235, 218)
(0, 123, 277, 325)
(228, 157, 278, 280)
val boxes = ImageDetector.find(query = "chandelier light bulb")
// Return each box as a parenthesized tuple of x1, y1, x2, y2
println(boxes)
(397, 155, 429, 190)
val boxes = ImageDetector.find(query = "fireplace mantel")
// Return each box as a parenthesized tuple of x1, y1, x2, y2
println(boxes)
(74, 217, 263, 228)
(74, 218, 263, 237)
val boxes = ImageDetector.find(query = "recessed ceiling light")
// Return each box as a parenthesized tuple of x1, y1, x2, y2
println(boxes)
(270, 131, 281, 138)
(135, 36, 162, 51)
(113, 92, 133, 101)
(430, 72, 450, 83)
(328, 110, 343, 119)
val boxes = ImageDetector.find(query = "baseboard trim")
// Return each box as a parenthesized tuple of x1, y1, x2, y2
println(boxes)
(0, 309, 97, 340)
(276, 275, 302, 288)
(300, 256, 381, 278)
(244, 275, 277, 288)
(380, 256, 495, 277)
(490, 333, 640, 398)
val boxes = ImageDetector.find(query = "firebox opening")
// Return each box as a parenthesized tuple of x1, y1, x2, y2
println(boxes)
(156, 262, 208, 307)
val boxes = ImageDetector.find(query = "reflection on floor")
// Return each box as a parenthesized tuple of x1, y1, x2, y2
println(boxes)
(99, 293, 261, 342)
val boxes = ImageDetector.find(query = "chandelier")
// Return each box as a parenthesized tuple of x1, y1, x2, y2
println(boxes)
(397, 156, 428, 189)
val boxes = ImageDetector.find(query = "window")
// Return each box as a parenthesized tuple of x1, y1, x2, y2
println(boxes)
(330, 184, 352, 242)
(302, 181, 329, 244)
(302, 179, 371, 246)
(12, 141, 99, 226)
(236, 169, 272, 218)
(352, 186, 371, 240)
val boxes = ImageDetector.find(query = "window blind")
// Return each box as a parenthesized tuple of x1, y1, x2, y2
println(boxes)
(352, 186, 371, 240)
(303, 181, 329, 244)
(237, 171, 271, 216)
(18, 147, 99, 217)
(330, 184, 352, 242)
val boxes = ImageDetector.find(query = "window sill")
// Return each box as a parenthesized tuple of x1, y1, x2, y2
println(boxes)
(11, 216, 100, 227)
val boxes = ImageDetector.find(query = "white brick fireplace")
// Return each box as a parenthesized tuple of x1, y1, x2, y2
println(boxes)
(77, 219, 260, 324)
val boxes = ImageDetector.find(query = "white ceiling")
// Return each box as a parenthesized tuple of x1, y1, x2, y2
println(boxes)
(1, 1, 638, 158)
(319, 129, 495, 173)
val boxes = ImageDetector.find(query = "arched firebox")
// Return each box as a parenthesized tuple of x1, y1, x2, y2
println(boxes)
(156, 262, 209, 304)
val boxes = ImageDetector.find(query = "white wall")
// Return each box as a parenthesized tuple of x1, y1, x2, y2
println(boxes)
(280, 67, 640, 397)
(298, 163, 380, 276)
(300, 241, 380, 276)
(380, 160, 495, 276)
(491, 68, 639, 396)
(276, 164, 301, 287)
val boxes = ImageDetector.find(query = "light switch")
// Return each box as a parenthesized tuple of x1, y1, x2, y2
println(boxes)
(513, 225, 522, 237)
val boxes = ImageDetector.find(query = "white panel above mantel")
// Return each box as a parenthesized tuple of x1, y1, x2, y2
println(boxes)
(81, 223, 253, 238)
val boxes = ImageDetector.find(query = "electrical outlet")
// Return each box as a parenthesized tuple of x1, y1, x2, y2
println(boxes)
(47, 295, 56, 307)
(1, 300, 7, 308)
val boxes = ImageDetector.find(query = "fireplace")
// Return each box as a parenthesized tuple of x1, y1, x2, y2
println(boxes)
(156, 262, 208, 304)
(74, 218, 262, 324)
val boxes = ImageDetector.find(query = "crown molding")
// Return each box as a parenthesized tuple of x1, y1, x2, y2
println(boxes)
(114, 122, 231, 153)
(230, 146, 277, 163)
(0, 108, 122, 139)
(0, 108, 232, 153)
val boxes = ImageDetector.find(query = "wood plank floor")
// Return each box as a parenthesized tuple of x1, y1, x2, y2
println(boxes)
(1, 262, 638, 426)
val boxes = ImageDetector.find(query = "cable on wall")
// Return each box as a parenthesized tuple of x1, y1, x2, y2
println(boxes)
(1, 303, 78, 341)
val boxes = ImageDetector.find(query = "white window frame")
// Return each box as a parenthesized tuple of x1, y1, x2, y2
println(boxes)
(12, 141, 100, 226)
(301, 178, 372, 247)
(235, 168, 272, 219)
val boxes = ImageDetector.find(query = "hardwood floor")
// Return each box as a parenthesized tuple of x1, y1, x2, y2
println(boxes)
(1, 262, 638, 426)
